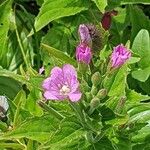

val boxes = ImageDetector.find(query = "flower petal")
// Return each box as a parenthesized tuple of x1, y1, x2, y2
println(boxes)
(43, 91, 59, 100)
(68, 92, 82, 102)
(63, 64, 77, 77)
(50, 66, 63, 79)
(42, 77, 51, 90)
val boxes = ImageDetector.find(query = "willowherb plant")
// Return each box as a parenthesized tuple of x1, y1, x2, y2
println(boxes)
(0, 0, 150, 149)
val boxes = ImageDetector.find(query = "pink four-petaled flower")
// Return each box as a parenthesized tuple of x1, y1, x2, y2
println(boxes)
(42, 64, 82, 102)
(111, 44, 131, 68)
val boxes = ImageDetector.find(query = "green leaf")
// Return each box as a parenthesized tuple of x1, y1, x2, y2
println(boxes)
(42, 25, 73, 54)
(139, 77, 150, 94)
(129, 6, 150, 41)
(132, 67, 150, 82)
(32, 0, 88, 33)
(91, 0, 107, 13)
(91, 137, 115, 150)
(0, 68, 27, 84)
(0, 68, 43, 91)
(132, 122, 150, 142)
(122, 0, 150, 5)
(132, 29, 150, 68)
(41, 43, 77, 67)
(13, 90, 28, 127)
(25, 89, 43, 116)
(131, 29, 150, 81)
(41, 117, 88, 150)
(0, 0, 12, 67)
(0, 76, 21, 99)
(36, 0, 44, 6)
(128, 104, 150, 123)
(126, 89, 150, 104)
(1, 115, 60, 143)
(0, 142, 24, 149)
(132, 143, 150, 150)
(104, 65, 128, 97)
(13, 90, 26, 106)
(49, 101, 73, 116)
(128, 57, 140, 64)
(107, 0, 150, 9)
(115, 138, 132, 150)
(110, 7, 130, 45)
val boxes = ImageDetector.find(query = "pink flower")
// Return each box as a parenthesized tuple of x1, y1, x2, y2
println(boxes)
(111, 44, 131, 68)
(42, 64, 82, 102)
(76, 43, 92, 64)
(78, 24, 91, 45)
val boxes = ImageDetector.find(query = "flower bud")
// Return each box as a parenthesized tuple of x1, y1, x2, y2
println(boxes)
(85, 92, 92, 102)
(91, 72, 101, 87)
(91, 85, 98, 96)
(115, 96, 126, 114)
(101, 10, 118, 30)
(89, 97, 100, 115)
(78, 24, 92, 45)
(90, 97, 100, 108)
(76, 43, 92, 64)
(96, 89, 107, 99)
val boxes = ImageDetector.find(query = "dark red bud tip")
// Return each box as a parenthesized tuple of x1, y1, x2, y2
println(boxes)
(101, 10, 118, 30)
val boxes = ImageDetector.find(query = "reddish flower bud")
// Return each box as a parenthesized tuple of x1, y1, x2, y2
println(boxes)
(101, 10, 118, 30)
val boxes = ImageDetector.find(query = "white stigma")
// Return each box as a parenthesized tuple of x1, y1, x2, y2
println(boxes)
(60, 85, 70, 95)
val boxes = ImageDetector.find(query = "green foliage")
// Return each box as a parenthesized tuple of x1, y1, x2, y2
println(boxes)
(0, 76, 21, 99)
(33, 0, 88, 33)
(25, 88, 43, 116)
(91, 0, 107, 13)
(104, 64, 128, 97)
(0, 0, 150, 149)
(129, 5, 150, 40)
(41, 117, 87, 150)
(131, 29, 150, 82)
(0, 0, 12, 68)
(41, 43, 77, 67)
(1, 115, 59, 143)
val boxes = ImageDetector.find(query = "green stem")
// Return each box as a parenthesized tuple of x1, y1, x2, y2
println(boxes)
(38, 101, 64, 120)
(13, 99, 22, 127)
(17, 4, 41, 69)
(69, 101, 87, 129)
(14, 5, 29, 68)
(0, 143, 25, 149)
